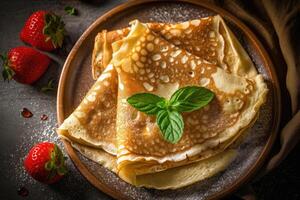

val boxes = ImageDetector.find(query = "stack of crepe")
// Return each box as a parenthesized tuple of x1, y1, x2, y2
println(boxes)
(58, 15, 268, 189)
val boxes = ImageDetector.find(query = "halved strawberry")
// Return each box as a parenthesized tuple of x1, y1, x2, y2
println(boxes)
(20, 10, 65, 51)
(24, 142, 67, 184)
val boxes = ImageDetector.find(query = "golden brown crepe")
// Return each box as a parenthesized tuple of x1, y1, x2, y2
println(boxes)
(58, 64, 118, 155)
(59, 15, 258, 156)
(57, 16, 268, 189)
(72, 142, 237, 189)
(92, 15, 257, 80)
(111, 20, 267, 187)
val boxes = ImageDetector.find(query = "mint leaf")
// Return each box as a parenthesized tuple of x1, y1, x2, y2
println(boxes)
(127, 93, 165, 115)
(156, 110, 184, 144)
(169, 86, 214, 112)
(126, 86, 214, 144)
(64, 6, 78, 16)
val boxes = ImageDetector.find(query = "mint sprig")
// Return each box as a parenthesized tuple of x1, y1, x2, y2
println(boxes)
(127, 86, 214, 144)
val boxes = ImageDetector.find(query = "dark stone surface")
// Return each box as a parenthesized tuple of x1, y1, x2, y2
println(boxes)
(0, 0, 299, 200)
(0, 1, 124, 199)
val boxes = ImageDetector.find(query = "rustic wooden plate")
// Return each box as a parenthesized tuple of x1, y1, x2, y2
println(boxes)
(57, 0, 281, 199)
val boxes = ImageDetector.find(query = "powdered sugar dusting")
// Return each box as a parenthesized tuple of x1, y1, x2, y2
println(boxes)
(147, 3, 213, 23)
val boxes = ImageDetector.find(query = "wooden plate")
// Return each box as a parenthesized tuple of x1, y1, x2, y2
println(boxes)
(57, 0, 281, 199)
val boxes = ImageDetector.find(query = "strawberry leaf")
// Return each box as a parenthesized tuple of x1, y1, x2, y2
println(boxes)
(0, 54, 5, 60)
(45, 161, 53, 171)
(2, 67, 14, 81)
(64, 6, 78, 16)
(57, 166, 67, 176)
(41, 78, 55, 92)
(43, 13, 65, 48)
(1, 53, 15, 82)
(54, 145, 68, 174)
(45, 144, 68, 179)
(47, 168, 58, 181)
(50, 149, 56, 161)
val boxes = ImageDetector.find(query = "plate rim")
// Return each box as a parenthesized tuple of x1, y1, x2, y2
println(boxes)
(57, 0, 281, 199)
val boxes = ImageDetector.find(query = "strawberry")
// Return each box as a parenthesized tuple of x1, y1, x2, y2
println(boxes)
(24, 142, 67, 184)
(20, 10, 65, 51)
(1, 46, 50, 84)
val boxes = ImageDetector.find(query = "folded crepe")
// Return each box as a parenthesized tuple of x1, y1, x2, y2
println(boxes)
(72, 142, 237, 189)
(111, 20, 267, 187)
(59, 15, 258, 156)
(58, 64, 118, 155)
(92, 15, 257, 80)
(57, 17, 268, 189)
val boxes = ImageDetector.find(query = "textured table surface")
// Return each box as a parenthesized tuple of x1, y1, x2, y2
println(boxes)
(0, 1, 299, 200)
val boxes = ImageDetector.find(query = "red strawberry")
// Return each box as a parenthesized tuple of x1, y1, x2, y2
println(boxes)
(1, 46, 50, 84)
(24, 142, 67, 184)
(20, 10, 65, 51)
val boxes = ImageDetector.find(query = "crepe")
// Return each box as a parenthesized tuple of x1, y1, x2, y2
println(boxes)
(71, 142, 237, 189)
(92, 15, 257, 80)
(112, 20, 267, 187)
(59, 15, 256, 156)
(57, 16, 268, 189)
(71, 142, 117, 172)
(57, 64, 118, 155)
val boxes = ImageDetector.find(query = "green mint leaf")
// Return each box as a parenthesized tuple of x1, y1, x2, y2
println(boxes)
(127, 93, 165, 115)
(127, 86, 215, 144)
(156, 110, 184, 144)
(157, 100, 167, 109)
(64, 6, 78, 16)
(169, 86, 214, 112)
